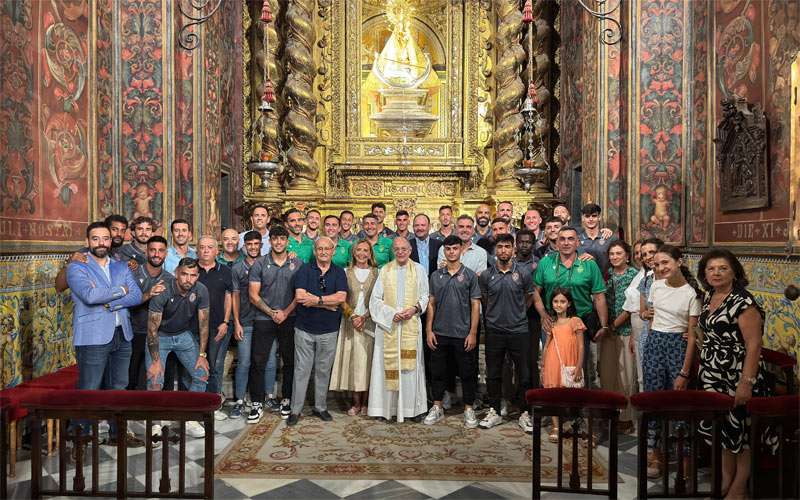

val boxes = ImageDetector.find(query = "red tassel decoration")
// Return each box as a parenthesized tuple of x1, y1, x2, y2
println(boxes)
(262, 79, 276, 103)
(522, 0, 533, 23)
(528, 81, 537, 100)
(260, 0, 273, 23)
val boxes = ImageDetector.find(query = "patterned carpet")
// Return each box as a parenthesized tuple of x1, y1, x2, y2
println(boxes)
(216, 411, 610, 483)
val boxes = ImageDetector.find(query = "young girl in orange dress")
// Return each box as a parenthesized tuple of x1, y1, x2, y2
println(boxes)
(541, 287, 586, 442)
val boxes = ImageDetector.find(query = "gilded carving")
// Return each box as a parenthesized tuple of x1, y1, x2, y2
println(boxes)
(283, 0, 318, 189)
(493, 0, 526, 189)
(350, 180, 384, 197)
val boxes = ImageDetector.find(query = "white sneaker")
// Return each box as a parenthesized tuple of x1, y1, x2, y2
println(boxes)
(423, 405, 444, 425)
(479, 408, 503, 429)
(247, 402, 264, 424)
(151, 423, 162, 438)
(500, 399, 509, 417)
(99, 420, 110, 435)
(185, 421, 205, 438)
(518, 411, 533, 433)
(442, 391, 453, 410)
(464, 408, 478, 428)
(214, 410, 228, 421)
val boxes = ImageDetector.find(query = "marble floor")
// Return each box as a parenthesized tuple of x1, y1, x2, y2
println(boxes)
(6, 406, 673, 499)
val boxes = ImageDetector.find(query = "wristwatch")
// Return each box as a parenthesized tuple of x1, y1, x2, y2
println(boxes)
(199, 352, 207, 358)
(740, 375, 757, 385)
(318, 295, 324, 305)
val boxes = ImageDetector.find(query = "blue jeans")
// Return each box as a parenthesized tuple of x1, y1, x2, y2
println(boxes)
(145, 331, 208, 392)
(207, 324, 233, 394)
(234, 325, 278, 401)
(75, 326, 131, 436)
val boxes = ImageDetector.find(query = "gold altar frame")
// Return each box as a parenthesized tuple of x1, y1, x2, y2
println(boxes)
(323, 0, 487, 206)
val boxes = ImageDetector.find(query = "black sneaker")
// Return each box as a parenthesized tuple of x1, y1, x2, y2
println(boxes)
(247, 402, 264, 424)
(280, 399, 291, 419)
(312, 409, 333, 422)
(286, 414, 299, 426)
(265, 398, 281, 412)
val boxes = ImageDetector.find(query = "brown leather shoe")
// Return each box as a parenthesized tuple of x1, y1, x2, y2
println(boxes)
(647, 449, 664, 479)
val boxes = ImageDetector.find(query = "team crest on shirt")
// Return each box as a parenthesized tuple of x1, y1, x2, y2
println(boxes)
(457, 273, 464, 282)
(189, 292, 196, 303)
(289, 262, 296, 270)
(512, 272, 519, 282)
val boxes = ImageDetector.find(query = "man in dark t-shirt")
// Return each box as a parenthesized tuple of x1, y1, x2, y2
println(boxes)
(128, 236, 173, 390)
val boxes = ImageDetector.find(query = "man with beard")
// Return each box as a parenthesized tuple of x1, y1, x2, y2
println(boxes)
(479, 217, 512, 267)
(359, 202, 395, 239)
(55, 215, 129, 292)
(473, 203, 493, 243)
(238, 204, 270, 256)
(164, 219, 197, 274)
(118, 216, 154, 265)
(248, 225, 302, 423)
(147, 257, 210, 438)
(128, 236, 174, 391)
(478, 234, 535, 430)
(196, 236, 234, 412)
(339, 210, 358, 243)
(304, 209, 321, 241)
(534, 216, 563, 260)
(496, 201, 516, 235)
(229, 231, 265, 419)
(430, 205, 455, 241)
(218, 228, 245, 266)
(285, 208, 314, 263)
(362, 213, 394, 268)
(436, 215, 488, 274)
(67, 222, 142, 442)
(393, 210, 412, 240)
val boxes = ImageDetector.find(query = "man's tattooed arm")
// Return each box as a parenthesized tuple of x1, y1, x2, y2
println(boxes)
(198, 307, 209, 354)
(147, 311, 163, 363)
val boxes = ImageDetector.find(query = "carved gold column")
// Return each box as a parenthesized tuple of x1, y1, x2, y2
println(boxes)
(493, 0, 526, 190)
(282, 0, 318, 195)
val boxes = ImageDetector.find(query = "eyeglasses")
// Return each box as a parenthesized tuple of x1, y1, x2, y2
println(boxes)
(319, 275, 327, 292)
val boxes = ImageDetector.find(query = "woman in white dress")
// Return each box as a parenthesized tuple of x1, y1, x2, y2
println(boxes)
(329, 240, 378, 415)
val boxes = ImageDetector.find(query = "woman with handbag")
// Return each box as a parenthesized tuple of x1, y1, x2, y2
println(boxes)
(541, 287, 586, 443)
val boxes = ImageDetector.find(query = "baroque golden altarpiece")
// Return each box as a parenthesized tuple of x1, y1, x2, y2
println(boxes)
(242, 0, 558, 221)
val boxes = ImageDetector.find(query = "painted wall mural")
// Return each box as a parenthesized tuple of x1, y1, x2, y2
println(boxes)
(555, 0, 582, 201)
(174, 13, 194, 224)
(636, 0, 685, 244)
(96, 0, 115, 218)
(687, 0, 710, 245)
(713, 0, 799, 244)
(120, 0, 164, 223)
(0, 1, 90, 248)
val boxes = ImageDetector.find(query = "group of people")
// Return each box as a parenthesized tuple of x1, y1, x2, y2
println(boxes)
(60, 200, 771, 499)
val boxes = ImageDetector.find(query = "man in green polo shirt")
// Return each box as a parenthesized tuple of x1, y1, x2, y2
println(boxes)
(285, 208, 314, 263)
(532, 226, 609, 388)
(322, 214, 352, 268)
(361, 213, 394, 267)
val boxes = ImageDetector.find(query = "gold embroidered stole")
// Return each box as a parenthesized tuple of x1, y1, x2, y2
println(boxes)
(381, 261, 419, 391)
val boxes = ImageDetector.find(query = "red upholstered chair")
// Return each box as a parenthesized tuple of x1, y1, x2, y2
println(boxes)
(747, 395, 800, 498)
(630, 390, 733, 499)
(0, 385, 55, 480)
(1, 395, 9, 499)
(18, 364, 79, 455)
(526, 388, 627, 499)
(761, 348, 797, 394)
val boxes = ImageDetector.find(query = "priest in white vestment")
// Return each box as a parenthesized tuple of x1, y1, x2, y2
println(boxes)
(367, 237, 429, 422)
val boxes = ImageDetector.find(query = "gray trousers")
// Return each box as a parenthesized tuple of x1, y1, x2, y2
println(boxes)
(290, 327, 338, 415)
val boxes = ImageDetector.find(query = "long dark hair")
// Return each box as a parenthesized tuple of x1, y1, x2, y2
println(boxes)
(656, 245, 703, 299)
(697, 248, 749, 292)
(550, 287, 578, 319)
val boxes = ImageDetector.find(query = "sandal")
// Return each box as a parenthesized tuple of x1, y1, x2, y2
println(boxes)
(347, 406, 361, 416)
(548, 428, 560, 443)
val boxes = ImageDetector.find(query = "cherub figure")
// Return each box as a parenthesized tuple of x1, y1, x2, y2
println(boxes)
(132, 183, 153, 219)
(650, 185, 671, 230)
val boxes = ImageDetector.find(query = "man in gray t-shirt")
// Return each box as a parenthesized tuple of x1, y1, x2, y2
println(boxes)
(422, 236, 482, 428)
(145, 258, 210, 394)
(476, 234, 535, 429)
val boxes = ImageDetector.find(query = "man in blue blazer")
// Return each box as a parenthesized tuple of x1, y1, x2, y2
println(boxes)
(67, 221, 143, 392)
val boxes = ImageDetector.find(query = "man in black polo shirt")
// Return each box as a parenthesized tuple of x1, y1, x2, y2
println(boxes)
(128, 236, 173, 391)
(287, 236, 348, 426)
(146, 257, 210, 437)
(247, 225, 302, 423)
(197, 237, 233, 411)
(423, 235, 481, 428)
(515, 228, 541, 391)
(478, 234, 535, 430)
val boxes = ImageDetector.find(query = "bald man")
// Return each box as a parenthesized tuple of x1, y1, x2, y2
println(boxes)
(219, 228, 245, 266)
(197, 236, 234, 406)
